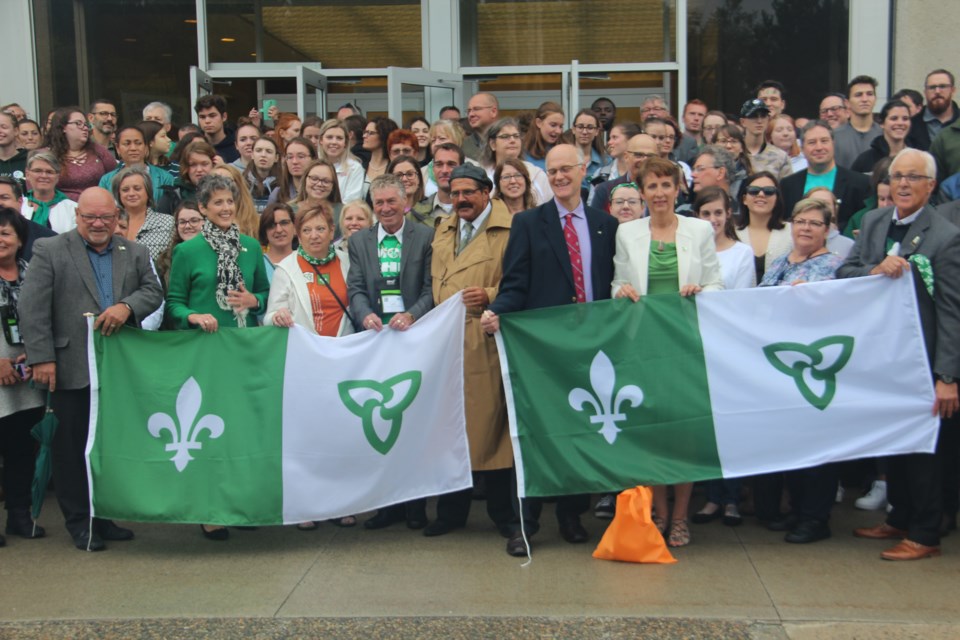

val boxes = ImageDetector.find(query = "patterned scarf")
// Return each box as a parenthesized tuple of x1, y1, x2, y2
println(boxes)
(297, 244, 337, 266)
(201, 220, 247, 327)
(0, 258, 28, 308)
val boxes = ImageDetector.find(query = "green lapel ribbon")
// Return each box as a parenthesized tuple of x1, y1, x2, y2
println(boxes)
(908, 254, 934, 298)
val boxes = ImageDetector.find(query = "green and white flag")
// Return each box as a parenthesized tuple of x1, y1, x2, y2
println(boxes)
(86, 294, 470, 526)
(496, 275, 938, 498)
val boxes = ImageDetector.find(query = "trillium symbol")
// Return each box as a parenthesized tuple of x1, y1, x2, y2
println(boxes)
(339, 371, 422, 455)
(147, 377, 225, 472)
(763, 336, 855, 410)
(568, 351, 644, 444)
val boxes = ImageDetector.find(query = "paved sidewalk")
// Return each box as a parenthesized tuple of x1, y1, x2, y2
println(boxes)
(1, 494, 959, 639)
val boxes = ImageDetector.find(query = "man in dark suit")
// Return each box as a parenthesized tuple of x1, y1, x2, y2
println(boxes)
(781, 120, 871, 231)
(590, 133, 657, 212)
(19, 187, 164, 551)
(347, 172, 434, 530)
(838, 149, 960, 561)
(481, 144, 619, 556)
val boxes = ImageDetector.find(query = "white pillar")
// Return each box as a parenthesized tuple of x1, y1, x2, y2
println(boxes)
(1, 1, 39, 118)
(421, 0, 460, 117)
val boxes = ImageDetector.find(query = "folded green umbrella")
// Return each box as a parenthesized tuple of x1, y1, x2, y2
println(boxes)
(30, 393, 58, 524)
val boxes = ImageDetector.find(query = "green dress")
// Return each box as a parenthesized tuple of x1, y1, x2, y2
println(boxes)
(166, 233, 270, 329)
(648, 241, 679, 295)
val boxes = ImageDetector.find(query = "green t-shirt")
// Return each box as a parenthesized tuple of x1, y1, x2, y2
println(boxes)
(378, 235, 401, 321)
(803, 166, 838, 194)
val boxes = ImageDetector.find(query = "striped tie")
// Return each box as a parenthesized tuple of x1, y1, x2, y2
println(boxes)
(564, 214, 586, 303)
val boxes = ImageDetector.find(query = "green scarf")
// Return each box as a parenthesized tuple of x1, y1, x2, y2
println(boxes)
(297, 244, 337, 266)
(26, 190, 69, 228)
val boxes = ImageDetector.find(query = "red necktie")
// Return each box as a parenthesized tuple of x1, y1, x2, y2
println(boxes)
(564, 214, 586, 303)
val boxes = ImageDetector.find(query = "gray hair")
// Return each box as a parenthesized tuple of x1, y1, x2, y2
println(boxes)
(143, 101, 173, 124)
(696, 145, 736, 182)
(111, 165, 155, 209)
(891, 148, 936, 180)
(799, 119, 835, 142)
(26, 149, 60, 173)
(791, 198, 832, 226)
(369, 173, 406, 201)
(196, 173, 239, 207)
(481, 117, 520, 167)
(642, 94, 666, 107)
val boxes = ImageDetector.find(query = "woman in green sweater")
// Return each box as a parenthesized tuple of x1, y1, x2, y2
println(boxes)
(167, 173, 269, 333)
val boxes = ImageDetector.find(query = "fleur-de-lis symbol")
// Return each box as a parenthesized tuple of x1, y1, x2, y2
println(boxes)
(568, 351, 644, 444)
(147, 377, 225, 472)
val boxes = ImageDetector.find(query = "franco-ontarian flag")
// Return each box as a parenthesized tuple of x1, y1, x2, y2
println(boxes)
(496, 276, 938, 498)
(86, 294, 470, 526)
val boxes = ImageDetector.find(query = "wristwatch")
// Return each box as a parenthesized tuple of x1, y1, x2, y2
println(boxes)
(936, 373, 956, 385)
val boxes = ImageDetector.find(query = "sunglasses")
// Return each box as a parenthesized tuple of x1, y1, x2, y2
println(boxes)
(745, 186, 778, 197)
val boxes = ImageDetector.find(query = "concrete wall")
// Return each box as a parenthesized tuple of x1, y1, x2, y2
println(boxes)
(893, 0, 960, 91)
(0, 1, 38, 118)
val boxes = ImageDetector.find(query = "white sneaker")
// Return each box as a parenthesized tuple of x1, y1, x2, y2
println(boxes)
(855, 480, 888, 511)
(835, 484, 845, 503)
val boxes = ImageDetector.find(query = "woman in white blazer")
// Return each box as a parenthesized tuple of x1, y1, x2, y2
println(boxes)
(610, 157, 723, 549)
(734, 171, 793, 282)
(264, 202, 354, 338)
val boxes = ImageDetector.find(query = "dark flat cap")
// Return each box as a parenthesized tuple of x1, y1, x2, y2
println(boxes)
(450, 164, 493, 190)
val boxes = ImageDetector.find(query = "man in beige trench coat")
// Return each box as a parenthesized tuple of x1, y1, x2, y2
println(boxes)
(424, 164, 516, 539)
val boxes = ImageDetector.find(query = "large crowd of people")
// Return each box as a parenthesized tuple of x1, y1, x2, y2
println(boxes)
(1, 68, 960, 563)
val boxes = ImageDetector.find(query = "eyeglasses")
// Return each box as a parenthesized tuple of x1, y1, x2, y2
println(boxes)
(573, 124, 598, 132)
(546, 163, 582, 177)
(450, 188, 480, 198)
(926, 84, 954, 92)
(362, 130, 377, 137)
(626, 151, 657, 159)
(93, 111, 117, 119)
(889, 172, 933, 183)
(78, 213, 117, 224)
(745, 186, 778, 196)
(611, 198, 642, 207)
(717, 138, 739, 146)
(306, 176, 334, 186)
(65, 120, 88, 129)
(495, 133, 521, 141)
(177, 217, 204, 227)
(819, 105, 845, 115)
(393, 170, 418, 180)
(28, 168, 57, 176)
(792, 218, 826, 228)
(500, 173, 525, 183)
(466, 105, 493, 114)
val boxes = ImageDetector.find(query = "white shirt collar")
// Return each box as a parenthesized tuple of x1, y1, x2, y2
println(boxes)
(377, 218, 406, 244)
(892, 206, 924, 226)
(460, 202, 492, 235)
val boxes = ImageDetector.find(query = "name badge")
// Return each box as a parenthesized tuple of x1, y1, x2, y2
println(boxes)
(382, 294, 405, 314)
(303, 272, 315, 284)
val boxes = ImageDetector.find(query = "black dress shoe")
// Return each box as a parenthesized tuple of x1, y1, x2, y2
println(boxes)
(364, 509, 405, 530)
(94, 519, 134, 541)
(766, 514, 799, 532)
(72, 529, 106, 551)
(558, 517, 589, 544)
(6, 508, 45, 538)
(423, 520, 464, 537)
(506, 531, 529, 557)
(784, 520, 831, 544)
(200, 525, 229, 541)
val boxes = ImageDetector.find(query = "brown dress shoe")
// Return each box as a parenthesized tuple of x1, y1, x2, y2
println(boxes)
(880, 539, 941, 561)
(853, 522, 908, 539)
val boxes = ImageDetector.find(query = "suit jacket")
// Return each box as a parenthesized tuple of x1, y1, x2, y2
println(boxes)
(19, 229, 164, 390)
(263, 244, 354, 336)
(490, 199, 619, 313)
(781, 166, 871, 232)
(837, 206, 960, 377)
(347, 220, 434, 322)
(612, 215, 724, 296)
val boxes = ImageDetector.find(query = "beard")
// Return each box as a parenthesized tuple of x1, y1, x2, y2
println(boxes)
(928, 94, 951, 116)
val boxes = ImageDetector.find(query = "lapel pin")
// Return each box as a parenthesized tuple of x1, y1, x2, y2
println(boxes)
(911, 236, 920, 248)
(118, 245, 126, 251)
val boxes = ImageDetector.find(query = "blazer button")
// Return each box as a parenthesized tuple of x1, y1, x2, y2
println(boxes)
(571, 296, 577, 302)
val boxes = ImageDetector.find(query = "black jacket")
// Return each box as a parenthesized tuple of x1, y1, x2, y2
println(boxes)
(781, 166, 871, 231)
(906, 102, 960, 151)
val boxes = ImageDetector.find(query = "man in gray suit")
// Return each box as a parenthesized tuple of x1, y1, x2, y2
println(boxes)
(19, 187, 163, 551)
(347, 172, 434, 529)
(838, 149, 960, 561)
